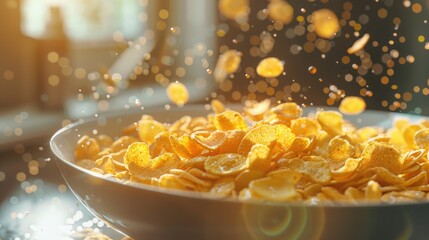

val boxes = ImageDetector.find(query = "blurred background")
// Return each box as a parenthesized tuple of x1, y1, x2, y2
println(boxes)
(1, 0, 429, 238)
(1, 0, 429, 148)
(1, 0, 218, 149)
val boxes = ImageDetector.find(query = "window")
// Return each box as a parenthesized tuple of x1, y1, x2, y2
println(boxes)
(21, 0, 144, 42)
(1, 0, 217, 147)
(19, 0, 216, 117)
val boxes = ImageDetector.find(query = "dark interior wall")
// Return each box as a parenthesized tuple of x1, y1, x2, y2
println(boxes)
(217, 0, 429, 114)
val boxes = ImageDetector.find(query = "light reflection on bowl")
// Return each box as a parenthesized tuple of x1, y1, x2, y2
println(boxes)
(51, 105, 429, 240)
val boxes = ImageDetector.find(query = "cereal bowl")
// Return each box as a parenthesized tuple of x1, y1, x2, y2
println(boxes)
(51, 104, 429, 240)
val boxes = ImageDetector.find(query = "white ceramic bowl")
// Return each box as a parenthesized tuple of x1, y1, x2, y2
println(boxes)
(51, 105, 429, 240)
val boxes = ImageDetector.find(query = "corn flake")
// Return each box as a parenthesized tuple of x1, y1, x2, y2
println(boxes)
(211, 99, 225, 114)
(138, 119, 166, 144)
(191, 130, 227, 151)
(75, 136, 100, 160)
(347, 34, 370, 54)
(267, 0, 294, 24)
(328, 136, 354, 162)
(249, 177, 300, 201)
(238, 124, 295, 155)
(339, 96, 366, 115)
(256, 57, 284, 78)
(218, 0, 249, 24)
(402, 124, 423, 149)
(158, 174, 187, 190)
(204, 153, 247, 176)
(218, 130, 246, 153)
(287, 137, 311, 153)
(359, 141, 402, 174)
(166, 82, 189, 106)
(243, 99, 271, 121)
(268, 169, 302, 184)
(365, 180, 382, 201)
(312, 8, 340, 39)
(214, 110, 247, 131)
(124, 142, 151, 174)
(331, 158, 361, 180)
(316, 111, 344, 136)
(97, 134, 113, 148)
(415, 128, 429, 150)
(214, 50, 242, 83)
(287, 157, 331, 183)
(235, 169, 265, 191)
(209, 177, 235, 198)
(124, 142, 181, 179)
(180, 156, 208, 171)
(247, 144, 271, 172)
(291, 117, 320, 137)
(111, 136, 139, 153)
(271, 102, 303, 121)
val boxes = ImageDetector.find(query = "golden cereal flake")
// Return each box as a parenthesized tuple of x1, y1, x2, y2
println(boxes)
(339, 96, 366, 115)
(75, 136, 100, 160)
(249, 177, 300, 201)
(166, 82, 189, 106)
(312, 9, 340, 39)
(214, 50, 242, 82)
(347, 34, 371, 54)
(218, 0, 250, 23)
(256, 57, 284, 78)
(267, 0, 294, 24)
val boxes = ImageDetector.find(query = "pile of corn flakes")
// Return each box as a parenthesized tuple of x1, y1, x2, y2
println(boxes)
(75, 100, 429, 204)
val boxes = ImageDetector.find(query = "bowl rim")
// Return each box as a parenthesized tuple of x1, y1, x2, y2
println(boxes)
(50, 104, 429, 208)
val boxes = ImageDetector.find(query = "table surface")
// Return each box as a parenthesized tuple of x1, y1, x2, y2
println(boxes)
(0, 143, 129, 240)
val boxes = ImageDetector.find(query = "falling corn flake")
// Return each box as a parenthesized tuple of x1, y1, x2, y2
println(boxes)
(267, 0, 294, 24)
(211, 99, 226, 114)
(347, 34, 371, 54)
(249, 177, 300, 201)
(166, 82, 189, 106)
(243, 99, 271, 121)
(214, 49, 242, 82)
(218, 0, 250, 24)
(204, 153, 247, 176)
(256, 57, 284, 78)
(312, 8, 340, 39)
(339, 96, 367, 115)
